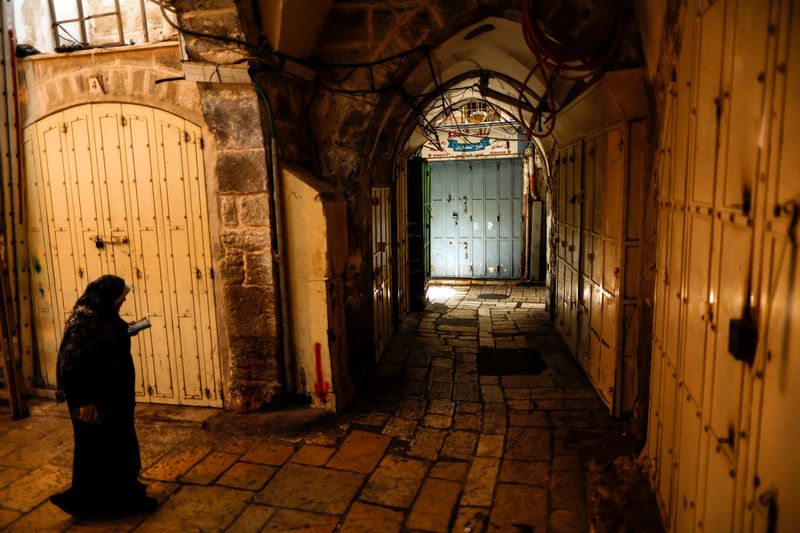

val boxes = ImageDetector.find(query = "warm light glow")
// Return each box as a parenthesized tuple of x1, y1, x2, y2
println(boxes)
(426, 286, 466, 302)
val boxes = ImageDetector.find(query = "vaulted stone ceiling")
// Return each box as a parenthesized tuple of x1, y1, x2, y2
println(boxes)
(252, 0, 645, 158)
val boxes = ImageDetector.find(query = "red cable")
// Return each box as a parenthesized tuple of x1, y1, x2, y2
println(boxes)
(519, 0, 623, 137)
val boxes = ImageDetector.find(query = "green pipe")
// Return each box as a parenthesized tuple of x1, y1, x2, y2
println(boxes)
(253, 79, 295, 394)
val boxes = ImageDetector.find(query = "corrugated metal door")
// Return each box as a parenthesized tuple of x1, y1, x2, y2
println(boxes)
(429, 158, 522, 278)
(24, 103, 221, 407)
(372, 186, 392, 360)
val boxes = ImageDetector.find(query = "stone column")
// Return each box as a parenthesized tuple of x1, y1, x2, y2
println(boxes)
(177, 0, 282, 410)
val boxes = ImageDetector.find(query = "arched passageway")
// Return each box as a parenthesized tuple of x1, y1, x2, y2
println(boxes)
(4, 0, 798, 531)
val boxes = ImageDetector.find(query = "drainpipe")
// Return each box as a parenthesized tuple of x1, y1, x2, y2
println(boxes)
(252, 79, 295, 395)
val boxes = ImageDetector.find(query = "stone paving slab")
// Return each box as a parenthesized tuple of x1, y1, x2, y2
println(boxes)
(137, 485, 251, 531)
(0, 283, 662, 532)
(262, 509, 339, 532)
(0, 463, 71, 512)
(489, 482, 549, 531)
(180, 451, 239, 485)
(326, 430, 390, 473)
(360, 454, 426, 508)
(406, 477, 461, 531)
(216, 461, 277, 491)
(255, 463, 364, 514)
(341, 501, 404, 533)
(461, 457, 500, 507)
(226, 504, 275, 532)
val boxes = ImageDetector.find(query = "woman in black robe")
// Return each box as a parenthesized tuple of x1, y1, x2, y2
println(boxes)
(49, 274, 157, 515)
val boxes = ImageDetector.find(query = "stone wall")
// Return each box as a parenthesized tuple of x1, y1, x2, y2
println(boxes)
(178, 1, 283, 410)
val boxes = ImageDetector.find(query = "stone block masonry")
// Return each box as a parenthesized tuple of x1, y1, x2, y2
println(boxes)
(181, 1, 283, 410)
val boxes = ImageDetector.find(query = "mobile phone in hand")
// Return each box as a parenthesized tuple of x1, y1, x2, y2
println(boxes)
(128, 317, 151, 335)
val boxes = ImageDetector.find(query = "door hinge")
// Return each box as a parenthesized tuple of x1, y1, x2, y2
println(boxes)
(199, 137, 204, 149)
(195, 267, 202, 279)
(135, 267, 142, 279)
(204, 387, 211, 399)
(184, 131, 191, 143)
(146, 385, 153, 395)
(60, 123, 68, 133)
(209, 267, 215, 280)
(120, 116, 127, 127)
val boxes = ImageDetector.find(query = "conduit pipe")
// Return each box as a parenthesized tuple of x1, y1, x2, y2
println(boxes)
(252, 79, 295, 395)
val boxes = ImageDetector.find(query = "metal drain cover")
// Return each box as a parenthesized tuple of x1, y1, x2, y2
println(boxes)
(477, 347, 545, 375)
(477, 293, 509, 299)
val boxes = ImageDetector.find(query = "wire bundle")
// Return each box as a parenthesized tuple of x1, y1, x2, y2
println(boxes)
(517, 0, 623, 139)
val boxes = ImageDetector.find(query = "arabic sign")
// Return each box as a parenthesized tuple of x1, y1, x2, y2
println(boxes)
(420, 125, 522, 160)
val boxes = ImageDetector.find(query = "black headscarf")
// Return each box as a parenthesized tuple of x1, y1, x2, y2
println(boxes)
(56, 275, 130, 405)
(72, 275, 127, 317)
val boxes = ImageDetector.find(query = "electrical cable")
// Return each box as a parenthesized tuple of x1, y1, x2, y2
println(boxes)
(154, 0, 608, 143)
(517, 0, 623, 137)
(154, 1, 430, 70)
(522, 0, 622, 78)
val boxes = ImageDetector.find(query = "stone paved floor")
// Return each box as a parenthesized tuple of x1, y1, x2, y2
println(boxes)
(0, 283, 662, 532)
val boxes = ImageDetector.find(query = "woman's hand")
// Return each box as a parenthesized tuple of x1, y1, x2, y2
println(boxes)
(79, 403, 101, 423)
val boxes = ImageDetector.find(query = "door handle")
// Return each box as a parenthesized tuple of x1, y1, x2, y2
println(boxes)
(90, 235, 128, 249)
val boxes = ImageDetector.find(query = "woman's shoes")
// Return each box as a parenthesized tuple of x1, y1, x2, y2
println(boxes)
(49, 492, 79, 514)
(127, 495, 158, 513)
(49, 490, 158, 516)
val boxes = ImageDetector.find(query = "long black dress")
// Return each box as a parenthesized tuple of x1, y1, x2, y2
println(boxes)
(50, 275, 154, 515)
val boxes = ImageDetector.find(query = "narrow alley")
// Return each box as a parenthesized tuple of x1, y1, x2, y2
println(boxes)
(0, 0, 797, 531)
(0, 284, 660, 532)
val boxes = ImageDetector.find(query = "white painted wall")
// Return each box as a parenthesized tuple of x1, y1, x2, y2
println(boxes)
(13, 0, 54, 52)
(13, 0, 176, 53)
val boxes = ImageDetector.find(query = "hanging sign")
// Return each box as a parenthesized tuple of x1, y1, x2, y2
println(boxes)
(420, 124, 521, 160)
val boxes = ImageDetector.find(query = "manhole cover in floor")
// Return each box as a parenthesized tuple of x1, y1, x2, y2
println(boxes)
(477, 347, 546, 375)
(477, 293, 509, 299)
(437, 318, 478, 327)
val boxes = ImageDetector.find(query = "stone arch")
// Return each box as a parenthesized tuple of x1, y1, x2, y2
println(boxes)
(18, 43, 204, 127)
